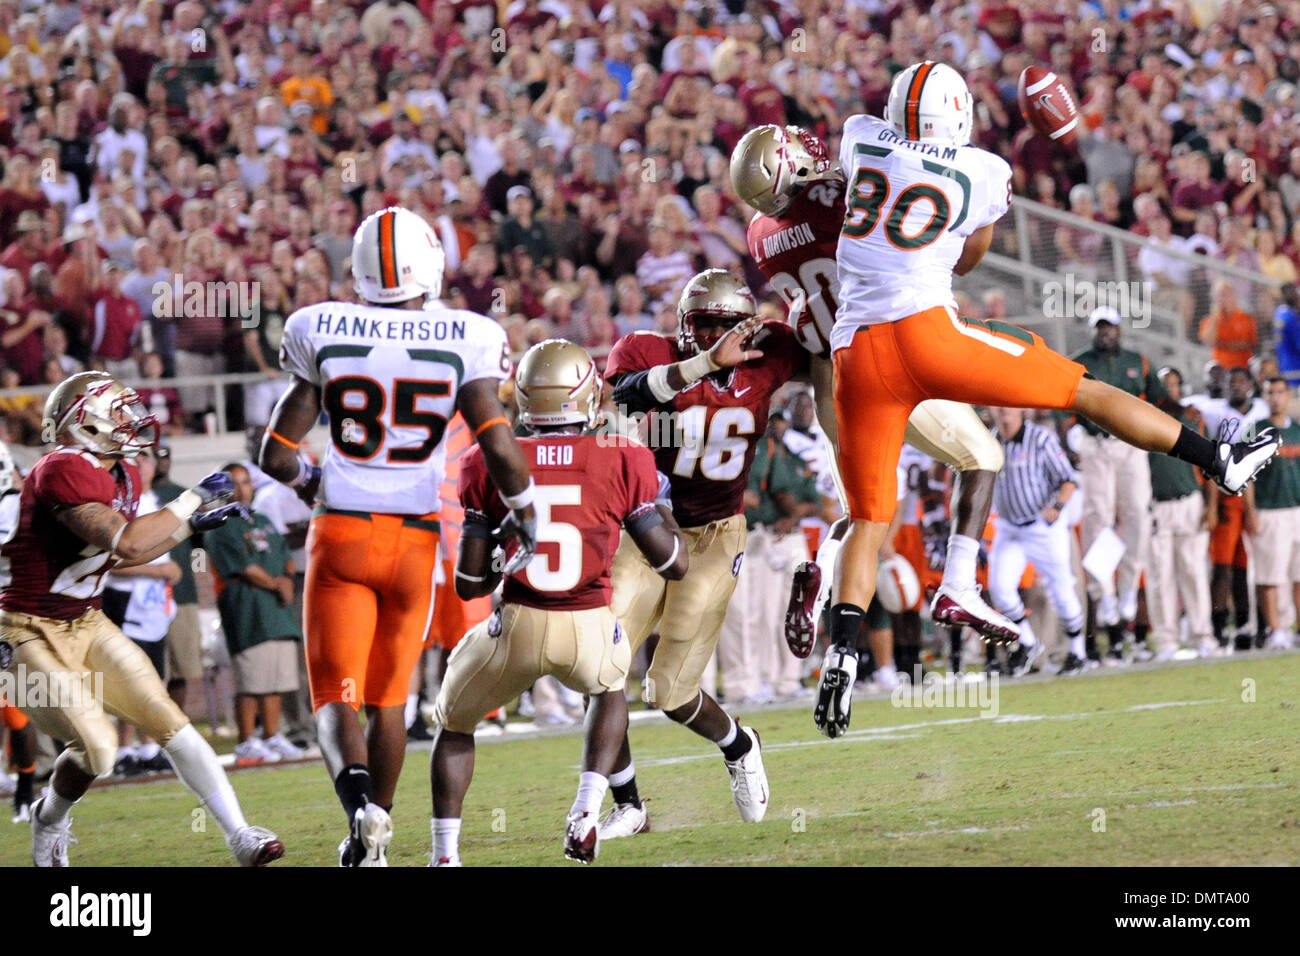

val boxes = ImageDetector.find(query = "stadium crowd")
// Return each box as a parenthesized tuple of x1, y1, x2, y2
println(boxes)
(1, 0, 1300, 770)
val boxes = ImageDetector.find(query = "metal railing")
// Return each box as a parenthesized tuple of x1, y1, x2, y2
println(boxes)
(955, 196, 1284, 380)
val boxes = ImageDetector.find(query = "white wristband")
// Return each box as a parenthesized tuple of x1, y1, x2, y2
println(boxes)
(652, 536, 681, 574)
(163, 489, 202, 524)
(676, 349, 720, 385)
(499, 478, 535, 511)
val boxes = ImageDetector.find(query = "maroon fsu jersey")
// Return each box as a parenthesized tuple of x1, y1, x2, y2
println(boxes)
(1, 448, 142, 620)
(604, 326, 806, 527)
(459, 434, 659, 612)
(746, 179, 847, 357)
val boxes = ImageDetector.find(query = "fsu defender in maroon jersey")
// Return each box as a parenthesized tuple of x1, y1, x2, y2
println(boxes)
(733, 125, 1014, 732)
(0, 371, 283, 867)
(429, 340, 686, 866)
(593, 269, 805, 840)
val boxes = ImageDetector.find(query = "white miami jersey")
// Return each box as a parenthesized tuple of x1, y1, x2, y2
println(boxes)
(280, 299, 511, 515)
(832, 114, 1012, 350)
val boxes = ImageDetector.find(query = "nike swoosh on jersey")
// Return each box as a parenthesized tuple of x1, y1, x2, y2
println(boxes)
(735, 386, 752, 397)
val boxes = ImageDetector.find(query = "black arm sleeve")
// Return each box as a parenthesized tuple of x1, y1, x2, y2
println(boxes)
(462, 508, 493, 539)
(610, 370, 665, 414)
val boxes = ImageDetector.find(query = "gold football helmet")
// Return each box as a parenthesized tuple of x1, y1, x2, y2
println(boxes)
(515, 339, 602, 430)
(730, 124, 835, 216)
(676, 268, 757, 355)
(43, 371, 159, 458)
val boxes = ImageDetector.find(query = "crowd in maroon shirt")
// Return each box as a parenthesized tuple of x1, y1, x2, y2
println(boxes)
(0, 0, 1296, 445)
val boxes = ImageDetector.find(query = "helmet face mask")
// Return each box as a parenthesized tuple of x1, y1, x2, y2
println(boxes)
(515, 339, 602, 431)
(352, 206, 446, 305)
(675, 269, 758, 356)
(44, 372, 160, 459)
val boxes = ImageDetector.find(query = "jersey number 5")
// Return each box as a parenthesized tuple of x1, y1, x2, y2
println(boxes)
(525, 484, 582, 592)
(323, 376, 451, 462)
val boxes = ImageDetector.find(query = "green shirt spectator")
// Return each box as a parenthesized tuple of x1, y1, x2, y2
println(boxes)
(1250, 417, 1300, 510)
(206, 507, 301, 655)
(745, 430, 820, 529)
(1060, 310, 1167, 438)
(1149, 409, 1204, 502)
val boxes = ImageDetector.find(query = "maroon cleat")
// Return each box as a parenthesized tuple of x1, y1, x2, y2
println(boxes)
(930, 584, 1020, 644)
(784, 561, 821, 659)
(563, 812, 599, 864)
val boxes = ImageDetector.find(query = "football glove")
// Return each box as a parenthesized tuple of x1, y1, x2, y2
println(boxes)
(813, 644, 858, 739)
(193, 471, 237, 507)
(494, 508, 538, 577)
(190, 501, 251, 533)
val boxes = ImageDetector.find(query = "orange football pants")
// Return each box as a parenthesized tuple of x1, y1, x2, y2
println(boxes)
(834, 307, 1085, 522)
(0, 697, 28, 730)
(304, 510, 441, 710)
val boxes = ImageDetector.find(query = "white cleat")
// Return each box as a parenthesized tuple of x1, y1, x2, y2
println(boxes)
(1265, 630, 1294, 651)
(724, 727, 769, 823)
(1206, 431, 1281, 495)
(263, 733, 305, 760)
(871, 664, 901, 691)
(229, 824, 285, 867)
(338, 803, 391, 867)
(596, 801, 650, 840)
(930, 584, 1021, 644)
(31, 794, 74, 867)
(430, 855, 462, 867)
(1198, 639, 1225, 658)
(563, 811, 599, 864)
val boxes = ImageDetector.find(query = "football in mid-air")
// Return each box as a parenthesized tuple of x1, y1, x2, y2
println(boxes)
(876, 553, 921, 615)
(1017, 66, 1080, 146)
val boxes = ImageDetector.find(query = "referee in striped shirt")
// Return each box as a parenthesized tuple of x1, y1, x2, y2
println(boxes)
(988, 407, 1090, 676)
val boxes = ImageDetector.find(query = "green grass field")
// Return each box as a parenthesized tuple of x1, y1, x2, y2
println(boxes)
(3, 654, 1297, 867)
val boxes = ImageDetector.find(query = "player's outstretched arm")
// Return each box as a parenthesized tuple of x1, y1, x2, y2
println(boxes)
(260, 376, 322, 503)
(954, 223, 995, 276)
(626, 503, 688, 581)
(613, 316, 766, 413)
(56, 472, 244, 566)
(457, 377, 537, 575)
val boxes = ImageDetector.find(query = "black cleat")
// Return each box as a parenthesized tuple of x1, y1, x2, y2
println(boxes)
(1058, 652, 1089, 676)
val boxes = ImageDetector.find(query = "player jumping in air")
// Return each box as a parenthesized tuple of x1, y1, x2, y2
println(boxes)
(431, 340, 687, 865)
(816, 61, 1279, 738)
(0, 372, 283, 866)
(260, 206, 537, 866)
(731, 124, 1012, 668)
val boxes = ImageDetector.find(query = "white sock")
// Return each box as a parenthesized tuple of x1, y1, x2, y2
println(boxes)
(813, 535, 842, 620)
(875, 663, 897, 680)
(116, 744, 137, 761)
(432, 817, 461, 861)
(716, 717, 739, 750)
(404, 693, 419, 729)
(164, 724, 248, 840)
(571, 771, 608, 817)
(137, 741, 161, 761)
(38, 787, 78, 824)
(1069, 630, 1086, 658)
(608, 762, 636, 788)
(1015, 617, 1037, 648)
(941, 534, 980, 590)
